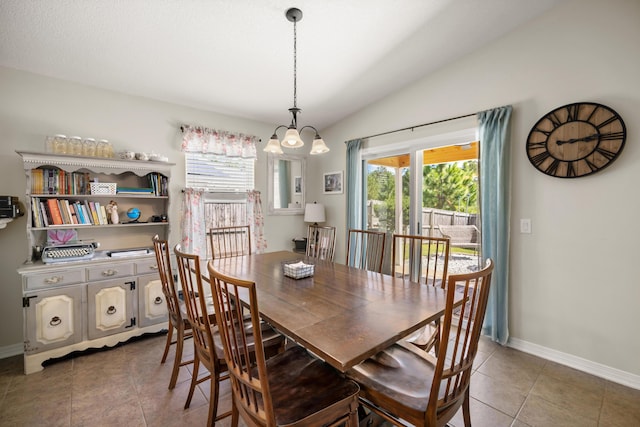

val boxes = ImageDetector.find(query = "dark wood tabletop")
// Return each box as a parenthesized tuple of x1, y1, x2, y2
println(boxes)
(207, 250, 450, 373)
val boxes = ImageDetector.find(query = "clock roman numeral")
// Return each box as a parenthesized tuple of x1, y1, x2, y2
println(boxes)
(595, 115, 618, 129)
(566, 104, 579, 122)
(530, 151, 551, 167)
(533, 127, 552, 137)
(599, 131, 625, 141)
(527, 141, 546, 149)
(545, 159, 560, 175)
(566, 161, 576, 177)
(583, 158, 598, 172)
(548, 112, 562, 128)
(595, 147, 617, 161)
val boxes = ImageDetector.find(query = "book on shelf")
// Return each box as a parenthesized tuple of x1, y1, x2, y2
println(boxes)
(46, 198, 63, 225)
(116, 187, 154, 194)
(39, 200, 50, 227)
(99, 204, 108, 225)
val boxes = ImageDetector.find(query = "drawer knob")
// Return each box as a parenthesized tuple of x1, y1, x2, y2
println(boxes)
(154, 296, 163, 305)
(106, 305, 117, 315)
(44, 276, 63, 284)
(149, 265, 159, 270)
(102, 269, 117, 277)
(49, 316, 62, 326)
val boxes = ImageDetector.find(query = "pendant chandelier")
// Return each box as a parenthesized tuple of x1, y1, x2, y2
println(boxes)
(263, 8, 330, 156)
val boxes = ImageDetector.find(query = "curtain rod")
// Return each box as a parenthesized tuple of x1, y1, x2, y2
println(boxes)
(347, 112, 477, 142)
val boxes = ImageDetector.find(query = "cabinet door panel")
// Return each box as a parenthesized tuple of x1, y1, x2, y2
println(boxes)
(87, 279, 135, 340)
(138, 274, 168, 327)
(24, 286, 83, 354)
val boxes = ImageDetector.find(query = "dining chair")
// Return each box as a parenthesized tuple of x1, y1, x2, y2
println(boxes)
(209, 225, 252, 259)
(346, 229, 386, 273)
(347, 259, 494, 427)
(207, 260, 361, 427)
(174, 245, 284, 426)
(306, 225, 336, 261)
(152, 235, 193, 390)
(392, 234, 451, 354)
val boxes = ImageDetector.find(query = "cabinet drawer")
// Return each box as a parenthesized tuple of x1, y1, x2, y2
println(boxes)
(135, 259, 160, 276)
(25, 268, 85, 290)
(87, 263, 135, 281)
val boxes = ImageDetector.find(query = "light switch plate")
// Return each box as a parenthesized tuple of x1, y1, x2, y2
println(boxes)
(520, 219, 532, 234)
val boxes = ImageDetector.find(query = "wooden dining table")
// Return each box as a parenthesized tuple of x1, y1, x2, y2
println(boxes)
(206, 250, 451, 373)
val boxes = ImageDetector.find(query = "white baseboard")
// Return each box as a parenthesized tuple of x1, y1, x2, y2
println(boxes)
(508, 337, 640, 390)
(0, 342, 24, 359)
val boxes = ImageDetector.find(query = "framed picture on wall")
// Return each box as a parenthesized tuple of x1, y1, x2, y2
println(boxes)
(294, 176, 302, 194)
(323, 171, 343, 194)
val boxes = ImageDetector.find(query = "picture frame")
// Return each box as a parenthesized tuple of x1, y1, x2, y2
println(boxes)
(323, 171, 343, 194)
(294, 176, 302, 195)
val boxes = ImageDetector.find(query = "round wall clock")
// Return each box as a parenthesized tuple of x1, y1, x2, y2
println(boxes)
(526, 102, 626, 178)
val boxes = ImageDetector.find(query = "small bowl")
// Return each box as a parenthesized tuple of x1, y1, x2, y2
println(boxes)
(135, 152, 149, 161)
(120, 151, 135, 160)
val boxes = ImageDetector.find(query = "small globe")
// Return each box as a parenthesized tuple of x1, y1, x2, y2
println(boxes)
(126, 207, 141, 221)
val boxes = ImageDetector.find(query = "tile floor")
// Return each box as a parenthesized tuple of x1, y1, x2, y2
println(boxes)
(0, 333, 639, 427)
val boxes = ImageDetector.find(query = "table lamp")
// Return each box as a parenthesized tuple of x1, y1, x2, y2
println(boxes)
(304, 202, 325, 226)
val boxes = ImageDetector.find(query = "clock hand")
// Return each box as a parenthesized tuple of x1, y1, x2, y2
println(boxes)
(556, 133, 599, 145)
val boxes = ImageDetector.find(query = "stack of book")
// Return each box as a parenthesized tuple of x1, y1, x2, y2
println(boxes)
(32, 198, 111, 227)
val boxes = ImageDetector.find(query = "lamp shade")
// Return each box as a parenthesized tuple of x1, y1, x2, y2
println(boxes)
(282, 127, 304, 148)
(309, 137, 330, 155)
(304, 203, 325, 223)
(263, 137, 284, 154)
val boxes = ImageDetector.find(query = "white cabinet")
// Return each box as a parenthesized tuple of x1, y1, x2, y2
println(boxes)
(17, 151, 173, 374)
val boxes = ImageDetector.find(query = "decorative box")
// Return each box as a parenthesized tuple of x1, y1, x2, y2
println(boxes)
(90, 182, 117, 195)
(283, 261, 314, 279)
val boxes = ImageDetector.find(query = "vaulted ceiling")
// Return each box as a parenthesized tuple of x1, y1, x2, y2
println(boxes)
(0, 0, 566, 129)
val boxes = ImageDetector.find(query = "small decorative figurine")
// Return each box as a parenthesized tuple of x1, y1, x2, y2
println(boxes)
(107, 200, 119, 224)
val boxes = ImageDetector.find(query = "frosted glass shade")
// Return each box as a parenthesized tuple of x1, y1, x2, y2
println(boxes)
(263, 137, 284, 154)
(282, 127, 304, 148)
(309, 137, 330, 155)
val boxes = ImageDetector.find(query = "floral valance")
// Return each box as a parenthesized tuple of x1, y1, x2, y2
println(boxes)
(181, 125, 257, 159)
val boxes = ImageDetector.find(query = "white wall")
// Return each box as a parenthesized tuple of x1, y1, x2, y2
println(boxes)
(0, 67, 306, 352)
(313, 0, 640, 383)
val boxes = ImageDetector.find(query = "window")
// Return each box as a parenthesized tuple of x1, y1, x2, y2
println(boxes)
(185, 152, 254, 193)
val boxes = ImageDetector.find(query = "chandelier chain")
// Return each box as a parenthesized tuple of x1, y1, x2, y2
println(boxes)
(293, 17, 297, 109)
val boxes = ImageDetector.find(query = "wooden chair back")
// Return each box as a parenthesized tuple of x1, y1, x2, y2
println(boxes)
(392, 234, 450, 287)
(152, 235, 182, 329)
(349, 259, 494, 427)
(152, 235, 193, 390)
(427, 258, 494, 425)
(209, 225, 252, 259)
(174, 244, 230, 424)
(306, 225, 336, 261)
(346, 229, 386, 273)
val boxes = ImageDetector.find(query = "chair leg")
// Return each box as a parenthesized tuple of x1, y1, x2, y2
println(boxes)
(168, 324, 184, 389)
(185, 354, 199, 409)
(161, 321, 174, 363)
(231, 399, 239, 427)
(208, 371, 218, 426)
(462, 388, 471, 427)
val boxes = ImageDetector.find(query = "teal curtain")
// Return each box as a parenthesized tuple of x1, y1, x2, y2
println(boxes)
(278, 160, 290, 208)
(346, 139, 364, 233)
(478, 105, 512, 345)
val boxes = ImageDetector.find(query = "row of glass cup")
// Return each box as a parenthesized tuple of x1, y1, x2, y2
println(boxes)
(45, 135, 114, 158)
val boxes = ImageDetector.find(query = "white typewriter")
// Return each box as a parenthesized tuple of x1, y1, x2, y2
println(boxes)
(42, 241, 99, 263)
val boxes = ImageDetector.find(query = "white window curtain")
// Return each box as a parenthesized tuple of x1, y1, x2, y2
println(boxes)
(180, 125, 265, 256)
